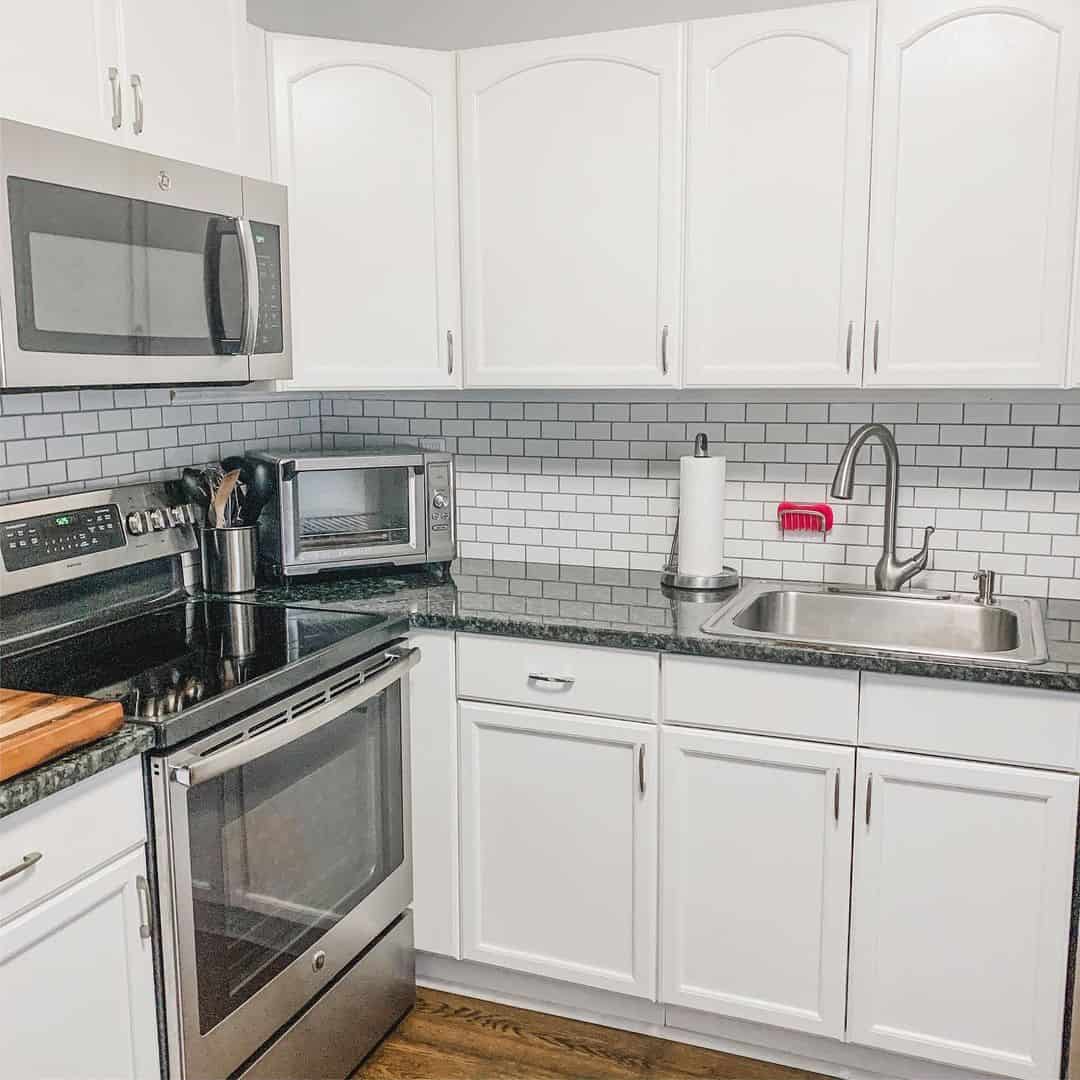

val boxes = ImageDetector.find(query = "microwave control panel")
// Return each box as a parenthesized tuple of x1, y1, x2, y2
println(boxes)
(427, 461, 455, 558)
(252, 221, 285, 355)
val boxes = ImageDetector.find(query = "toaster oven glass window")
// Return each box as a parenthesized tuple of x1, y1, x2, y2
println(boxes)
(295, 468, 413, 551)
(7, 177, 244, 355)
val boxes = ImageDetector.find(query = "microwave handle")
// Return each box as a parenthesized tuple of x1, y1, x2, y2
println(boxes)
(171, 646, 420, 788)
(237, 218, 260, 355)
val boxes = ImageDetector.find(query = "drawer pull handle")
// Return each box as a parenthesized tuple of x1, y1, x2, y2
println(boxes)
(527, 673, 575, 690)
(0, 851, 42, 883)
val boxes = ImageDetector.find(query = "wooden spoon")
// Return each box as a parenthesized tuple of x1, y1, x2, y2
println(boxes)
(210, 469, 241, 527)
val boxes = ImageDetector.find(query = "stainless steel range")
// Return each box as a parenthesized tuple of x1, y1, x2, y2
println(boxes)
(0, 481, 418, 1079)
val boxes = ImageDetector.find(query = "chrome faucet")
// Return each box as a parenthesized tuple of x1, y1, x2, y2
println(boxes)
(830, 423, 935, 591)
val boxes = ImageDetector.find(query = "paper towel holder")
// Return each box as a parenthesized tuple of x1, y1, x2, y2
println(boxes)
(661, 432, 740, 592)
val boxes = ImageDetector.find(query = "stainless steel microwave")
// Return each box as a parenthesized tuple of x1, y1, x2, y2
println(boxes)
(0, 119, 291, 388)
(247, 448, 455, 578)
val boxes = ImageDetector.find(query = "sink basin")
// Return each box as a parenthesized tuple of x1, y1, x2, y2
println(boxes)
(701, 583, 1047, 665)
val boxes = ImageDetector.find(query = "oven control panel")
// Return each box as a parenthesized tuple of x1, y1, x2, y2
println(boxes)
(2, 504, 125, 571)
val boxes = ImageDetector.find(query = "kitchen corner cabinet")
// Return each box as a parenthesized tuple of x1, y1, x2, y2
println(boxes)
(864, 0, 1080, 388)
(270, 36, 462, 390)
(458, 26, 684, 388)
(661, 728, 854, 1038)
(0, 848, 159, 1080)
(0, 0, 248, 174)
(848, 750, 1077, 1080)
(459, 701, 658, 998)
(1071, 209, 1080, 387)
(683, 2, 873, 388)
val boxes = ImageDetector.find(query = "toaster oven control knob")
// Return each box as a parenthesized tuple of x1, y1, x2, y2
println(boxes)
(432, 493, 449, 510)
(148, 508, 167, 532)
(126, 511, 148, 535)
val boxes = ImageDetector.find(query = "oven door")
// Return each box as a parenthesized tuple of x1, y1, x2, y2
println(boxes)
(0, 119, 251, 387)
(279, 455, 428, 573)
(153, 645, 418, 1080)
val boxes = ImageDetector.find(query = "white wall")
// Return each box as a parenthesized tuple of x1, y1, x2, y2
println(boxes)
(247, 0, 832, 48)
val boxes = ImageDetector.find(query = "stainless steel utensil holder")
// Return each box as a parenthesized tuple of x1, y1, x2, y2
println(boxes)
(200, 526, 257, 594)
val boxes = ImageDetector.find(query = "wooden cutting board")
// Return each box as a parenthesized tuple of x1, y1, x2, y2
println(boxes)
(0, 689, 124, 782)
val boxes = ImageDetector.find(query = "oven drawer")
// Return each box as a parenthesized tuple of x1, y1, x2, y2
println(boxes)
(457, 634, 659, 721)
(0, 758, 145, 922)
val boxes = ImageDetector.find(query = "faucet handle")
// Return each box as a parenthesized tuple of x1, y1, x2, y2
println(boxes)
(973, 568, 997, 605)
(918, 525, 935, 554)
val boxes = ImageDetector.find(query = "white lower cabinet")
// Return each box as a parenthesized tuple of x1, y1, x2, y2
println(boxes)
(0, 847, 159, 1080)
(848, 750, 1078, 1079)
(459, 700, 658, 998)
(661, 727, 854, 1037)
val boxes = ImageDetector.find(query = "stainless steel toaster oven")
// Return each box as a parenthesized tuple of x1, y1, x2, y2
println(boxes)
(246, 448, 454, 578)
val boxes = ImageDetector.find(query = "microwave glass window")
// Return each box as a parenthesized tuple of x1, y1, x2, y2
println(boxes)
(7, 177, 244, 355)
(295, 468, 413, 551)
(185, 688, 404, 1034)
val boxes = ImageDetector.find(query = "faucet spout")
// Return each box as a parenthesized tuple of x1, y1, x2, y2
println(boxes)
(830, 423, 934, 591)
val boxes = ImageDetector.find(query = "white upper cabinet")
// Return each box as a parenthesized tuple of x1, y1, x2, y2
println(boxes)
(119, 0, 247, 172)
(684, 2, 874, 388)
(0, 0, 121, 141)
(848, 750, 1077, 1079)
(865, 0, 1080, 388)
(459, 26, 684, 387)
(1072, 207, 1080, 386)
(271, 36, 462, 389)
(661, 728, 854, 1038)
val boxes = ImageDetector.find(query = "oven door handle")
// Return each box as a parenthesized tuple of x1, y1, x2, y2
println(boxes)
(170, 646, 421, 788)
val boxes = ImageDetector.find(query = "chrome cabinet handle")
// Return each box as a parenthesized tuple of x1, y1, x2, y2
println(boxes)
(0, 851, 42, 884)
(872, 320, 880, 374)
(865, 773, 873, 827)
(834, 771, 840, 823)
(661, 324, 670, 376)
(108, 67, 123, 129)
(135, 874, 153, 940)
(638, 745, 646, 796)
(130, 73, 144, 135)
(845, 320, 854, 374)
(447, 329, 454, 376)
(527, 673, 575, 690)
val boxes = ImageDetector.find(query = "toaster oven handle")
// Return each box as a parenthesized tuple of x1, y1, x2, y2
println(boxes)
(170, 646, 421, 787)
(237, 218, 260, 355)
(282, 454, 426, 474)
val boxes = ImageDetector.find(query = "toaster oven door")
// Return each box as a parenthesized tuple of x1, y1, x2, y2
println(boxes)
(280, 456, 428, 571)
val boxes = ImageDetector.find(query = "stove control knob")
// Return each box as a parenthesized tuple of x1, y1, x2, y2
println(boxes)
(182, 504, 197, 525)
(167, 506, 186, 527)
(148, 508, 167, 532)
(432, 493, 449, 510)
(126, 511, 148, 535)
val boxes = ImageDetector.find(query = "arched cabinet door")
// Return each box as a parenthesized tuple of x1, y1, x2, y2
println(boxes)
(270, 37, 461, 389)
(684, 2, 874, 388)
(865, 0, 1080, 388)
(459, 26, 684, 388)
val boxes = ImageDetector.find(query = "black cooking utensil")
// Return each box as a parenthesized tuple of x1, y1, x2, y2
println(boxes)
(180, 468, 210, 508)
(241, 460, 273, 526)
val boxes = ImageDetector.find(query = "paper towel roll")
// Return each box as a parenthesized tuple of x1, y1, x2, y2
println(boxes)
(678, 453, 726, 577)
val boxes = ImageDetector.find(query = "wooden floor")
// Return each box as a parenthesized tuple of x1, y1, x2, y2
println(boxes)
(353, 988, 828, 1080)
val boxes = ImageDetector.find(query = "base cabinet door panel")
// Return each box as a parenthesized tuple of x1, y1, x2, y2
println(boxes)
(459, 701, 657, 998)
(684, 1, 873, 388)
(660, 728, 854, 1037)
(865, 0, 1080, 387)
(848, 750, 1077, 1079)
(0, 848, 159, 1080)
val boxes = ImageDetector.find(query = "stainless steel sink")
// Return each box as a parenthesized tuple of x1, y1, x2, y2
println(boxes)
(701, 582, 1048, 665)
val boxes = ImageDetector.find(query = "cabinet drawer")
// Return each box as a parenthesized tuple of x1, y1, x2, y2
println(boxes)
(860, 674, 1080, 770)
(0, 758, 146, 922)
(663, 655, 858, 743)
(457, 635, 658, 721)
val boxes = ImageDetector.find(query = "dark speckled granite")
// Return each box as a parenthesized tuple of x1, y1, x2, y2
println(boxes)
(0, 723, 154, 820)
(239, 559, 1080, 694)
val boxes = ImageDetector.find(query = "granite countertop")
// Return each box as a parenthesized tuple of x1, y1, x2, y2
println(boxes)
(241, 559, 1080, 694)
(0, 723, 155, 821)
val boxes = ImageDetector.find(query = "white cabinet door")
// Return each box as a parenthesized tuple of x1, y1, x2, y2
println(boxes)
(848, 750, 1077, 1079)
(408, 631, 460, 958)
(118, 0, 246, 170)
(459, 26, 684, 388)
(865, 0, 1080, 387)
(0, 848, 159, 1080)
(459, 701, 657, 998)
(271, 36, 461, 390)
(684, 2, 873, 388)
(1072, 208, 1080, 387)
(0, 0, 121, 141)
(661, 728, 854, 1037)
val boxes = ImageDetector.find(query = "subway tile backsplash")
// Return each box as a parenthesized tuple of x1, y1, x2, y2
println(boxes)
(1, 389, 1078, 612)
